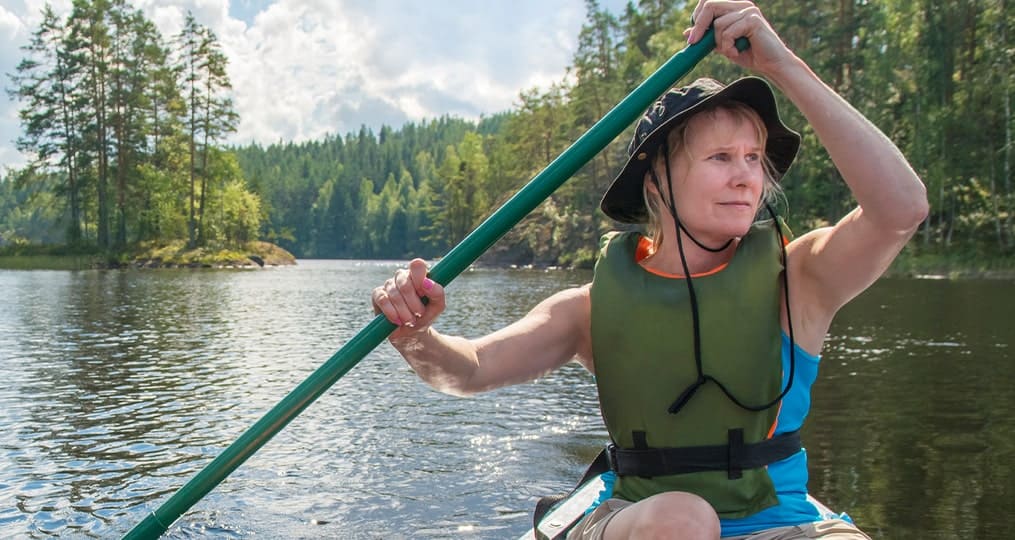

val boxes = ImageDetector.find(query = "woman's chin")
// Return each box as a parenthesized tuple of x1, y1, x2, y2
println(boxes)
(717, 220, 753, 240)
(684, 217, 754, 243)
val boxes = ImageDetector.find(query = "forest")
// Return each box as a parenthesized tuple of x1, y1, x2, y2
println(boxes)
(2, 0, 1012, 270)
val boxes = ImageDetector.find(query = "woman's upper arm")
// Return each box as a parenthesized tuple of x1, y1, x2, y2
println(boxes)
(463, 285, 592, 393)
(788, 206, 917, 328)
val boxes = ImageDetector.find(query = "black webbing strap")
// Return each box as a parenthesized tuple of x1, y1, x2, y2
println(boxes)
(607, 429, 801, 480)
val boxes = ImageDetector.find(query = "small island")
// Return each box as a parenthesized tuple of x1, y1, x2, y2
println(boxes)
(123, 240, 296, 269)
(0, 241, 296, 271)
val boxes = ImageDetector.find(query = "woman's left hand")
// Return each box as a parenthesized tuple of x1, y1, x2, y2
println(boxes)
(685, 0, 795, 78)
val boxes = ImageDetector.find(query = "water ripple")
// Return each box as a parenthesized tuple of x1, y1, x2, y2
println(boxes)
(1, 268, 1013, 538)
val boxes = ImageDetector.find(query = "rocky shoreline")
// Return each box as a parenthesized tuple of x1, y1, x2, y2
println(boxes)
(0, 241, 297, 271)
(119, 253, 291, 269)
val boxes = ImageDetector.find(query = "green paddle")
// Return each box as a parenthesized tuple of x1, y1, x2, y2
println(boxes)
(125, 27, 733, 540)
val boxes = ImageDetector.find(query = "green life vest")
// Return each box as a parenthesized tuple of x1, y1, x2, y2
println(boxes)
(590, 221, 786, 518)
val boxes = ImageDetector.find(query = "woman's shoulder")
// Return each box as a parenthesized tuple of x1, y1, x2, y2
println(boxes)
(551, 283, 593, 306)
(522, 284, 594, 371)
(530, 284, 592, 319)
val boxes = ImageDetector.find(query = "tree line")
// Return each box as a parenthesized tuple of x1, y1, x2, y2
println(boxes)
(4, 0, 257, 252)
(3, 0, 1013, 266)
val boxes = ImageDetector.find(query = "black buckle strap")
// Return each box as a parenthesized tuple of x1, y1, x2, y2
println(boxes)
(606, 429, 801, 480)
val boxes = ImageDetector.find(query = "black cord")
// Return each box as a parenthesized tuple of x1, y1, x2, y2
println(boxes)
(669, 204, 797, 413)
(679, 221, 732, 253)
(651, 136, 796, 414)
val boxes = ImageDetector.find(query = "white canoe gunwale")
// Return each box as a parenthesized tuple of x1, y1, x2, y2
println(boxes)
(518, 474, 838, 540)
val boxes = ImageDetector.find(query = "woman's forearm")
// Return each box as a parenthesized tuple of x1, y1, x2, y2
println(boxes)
(390, 328, 481, 397)
(766, 56, 929, 232)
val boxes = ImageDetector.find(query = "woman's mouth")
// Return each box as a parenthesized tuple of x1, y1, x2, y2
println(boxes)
(718, 201, 753, 210)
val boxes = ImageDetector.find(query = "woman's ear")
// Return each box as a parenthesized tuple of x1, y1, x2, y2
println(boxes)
(645, 161, 668, 197)
(644, 173, 660, 195)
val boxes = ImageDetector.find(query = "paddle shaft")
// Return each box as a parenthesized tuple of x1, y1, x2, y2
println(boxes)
(124, 29, 723, 540)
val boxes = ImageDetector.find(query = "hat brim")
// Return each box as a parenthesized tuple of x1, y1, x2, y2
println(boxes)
(600, 77, 801, 224)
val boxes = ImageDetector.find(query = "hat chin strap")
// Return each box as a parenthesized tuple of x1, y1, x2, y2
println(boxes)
(677, 220, 732, 253)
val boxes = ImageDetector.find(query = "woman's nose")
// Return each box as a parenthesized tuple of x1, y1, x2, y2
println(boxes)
(730, 160, 751, 186)
(730, 157, 760, 187)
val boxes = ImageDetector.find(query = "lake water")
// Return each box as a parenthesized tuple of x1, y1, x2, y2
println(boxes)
(1, 261, 1012, 539)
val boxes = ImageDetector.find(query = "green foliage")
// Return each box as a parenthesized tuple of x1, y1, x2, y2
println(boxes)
(0, 170, 66, 246)
(125, 239, 294, 267)
(233, 117, 477, 258)
(177, 11, 239, 247)
(226, 0, 1015, 265)
(204, 151, 262, 245)
(3, 0, 258, 255)
(3, 0, 1014, 267)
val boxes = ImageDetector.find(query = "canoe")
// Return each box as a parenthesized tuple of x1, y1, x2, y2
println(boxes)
(517, 474, 607, 540)
(518, 474, 837, 540)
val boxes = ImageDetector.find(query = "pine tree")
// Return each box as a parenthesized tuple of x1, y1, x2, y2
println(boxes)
(176, 12, 238, 247)
(66, 0, 114, 249)
(8, 6, 87, 242)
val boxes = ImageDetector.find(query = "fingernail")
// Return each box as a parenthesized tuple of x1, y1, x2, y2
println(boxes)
(395, 317, 402, 326)
(404, 321, 415, 328)
(413, 312, 422, 319)
(423, 278, 434, 290)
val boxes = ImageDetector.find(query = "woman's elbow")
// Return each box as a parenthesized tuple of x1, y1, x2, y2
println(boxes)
(435, 384, 479, 398)
(885, 175, 929, 233)
(903, 181, 930, 231)
(421, 371, 483, 397)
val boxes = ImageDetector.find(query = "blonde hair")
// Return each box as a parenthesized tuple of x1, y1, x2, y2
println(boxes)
(644, 101, 784, 251)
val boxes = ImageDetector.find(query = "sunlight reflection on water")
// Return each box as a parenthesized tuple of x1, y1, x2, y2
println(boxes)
(0, 266, 1012, 539)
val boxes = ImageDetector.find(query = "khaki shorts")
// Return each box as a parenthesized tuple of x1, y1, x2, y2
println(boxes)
(567, 498, 872, 540)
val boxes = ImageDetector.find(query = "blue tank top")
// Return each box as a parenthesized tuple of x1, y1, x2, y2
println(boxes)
(589, 333, 854, 536)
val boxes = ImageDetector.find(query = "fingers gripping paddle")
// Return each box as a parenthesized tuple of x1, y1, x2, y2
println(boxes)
(125, 27, 738, 540)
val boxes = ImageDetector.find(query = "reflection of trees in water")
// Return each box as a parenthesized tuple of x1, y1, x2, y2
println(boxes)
(809, 278, 1015, 539)
(3, 269, 1012, 538)
(14, 270, 236, 530)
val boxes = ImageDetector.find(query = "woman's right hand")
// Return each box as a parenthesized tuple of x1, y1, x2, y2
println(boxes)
(685, 0, 795, 79)
(371, 258, 446, 339)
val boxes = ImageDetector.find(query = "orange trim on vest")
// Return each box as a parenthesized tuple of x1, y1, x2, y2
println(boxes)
(766, 400, 782, 439)
(635, 236, 730, 279)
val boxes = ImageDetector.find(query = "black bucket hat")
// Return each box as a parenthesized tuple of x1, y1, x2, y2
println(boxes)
(600, 76, 801, 223)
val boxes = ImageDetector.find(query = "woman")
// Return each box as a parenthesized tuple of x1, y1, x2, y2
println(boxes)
(371, 1, 928, 538)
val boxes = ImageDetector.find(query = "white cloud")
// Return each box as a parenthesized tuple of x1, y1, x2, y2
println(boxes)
(1, 0, 629, 170)
(0, 6, 23, 42)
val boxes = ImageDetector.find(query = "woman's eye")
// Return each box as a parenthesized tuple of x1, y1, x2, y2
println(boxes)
(746, 153, 761, 162)
(710, 153, 729, 161)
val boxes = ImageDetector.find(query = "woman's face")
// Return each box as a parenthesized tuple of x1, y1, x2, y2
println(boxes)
(652, 107, 767, 245)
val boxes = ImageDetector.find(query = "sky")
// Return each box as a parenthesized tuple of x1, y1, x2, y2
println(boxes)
(0, 0, 632, 172)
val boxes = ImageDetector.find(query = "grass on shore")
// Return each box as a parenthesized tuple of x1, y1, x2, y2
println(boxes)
(125, 240, 295, 268)
(887, 245, 1015, 279)
(0, 240, 296, 270)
